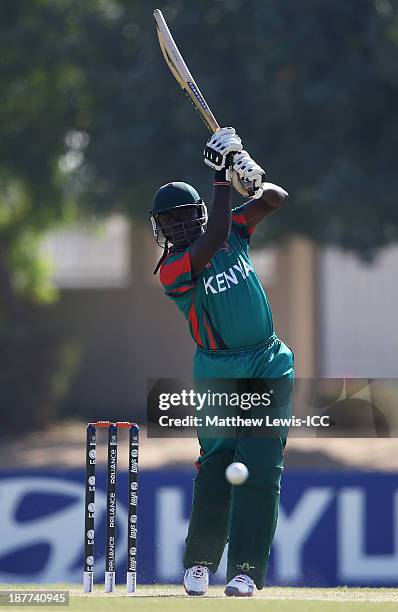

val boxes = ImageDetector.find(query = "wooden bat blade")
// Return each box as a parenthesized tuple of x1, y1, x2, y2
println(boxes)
(153, 9, 219, 133)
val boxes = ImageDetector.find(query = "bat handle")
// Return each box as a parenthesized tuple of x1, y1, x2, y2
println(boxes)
(225, 153, 234, 182)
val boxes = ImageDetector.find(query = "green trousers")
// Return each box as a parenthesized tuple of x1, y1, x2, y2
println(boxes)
(183, 335, 294, 589)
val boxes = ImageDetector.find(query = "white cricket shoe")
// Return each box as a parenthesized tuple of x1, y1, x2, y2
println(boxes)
(224, 574, 255, 597)
(183, 565, 209, 596)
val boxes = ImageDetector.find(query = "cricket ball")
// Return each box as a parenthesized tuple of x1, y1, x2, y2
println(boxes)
(225, 462, 249, 485)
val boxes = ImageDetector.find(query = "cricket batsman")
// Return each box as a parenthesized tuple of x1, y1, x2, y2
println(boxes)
(150, 127, 294, 597)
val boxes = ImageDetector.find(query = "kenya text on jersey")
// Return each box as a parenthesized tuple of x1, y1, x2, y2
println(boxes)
(203, 257, 254, 295)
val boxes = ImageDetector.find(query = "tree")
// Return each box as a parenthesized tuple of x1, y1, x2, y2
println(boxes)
(2, 0, 398, 262)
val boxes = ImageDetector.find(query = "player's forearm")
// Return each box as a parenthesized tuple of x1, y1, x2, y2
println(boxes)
(189, 171, 231, 277)
(260, 183, 289, 208)
(205, 169, 232, 245)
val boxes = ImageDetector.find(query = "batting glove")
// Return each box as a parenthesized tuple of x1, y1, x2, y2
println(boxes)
(204, 127, 243, 171)
(232, 150, 266, 199)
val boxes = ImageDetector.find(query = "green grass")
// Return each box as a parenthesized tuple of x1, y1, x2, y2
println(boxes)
(1, 584, 398, 611)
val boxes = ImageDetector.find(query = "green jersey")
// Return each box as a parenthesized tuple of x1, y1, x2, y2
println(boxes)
(159, 204, 274, 350)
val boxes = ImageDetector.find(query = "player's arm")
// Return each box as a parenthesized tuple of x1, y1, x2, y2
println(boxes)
(236, 183, 289, 231)
(231, 149, 289, 231)
(190, 170, 231, 278)
(190, 128, 243, 278)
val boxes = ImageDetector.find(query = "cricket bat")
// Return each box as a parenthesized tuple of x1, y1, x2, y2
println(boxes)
(153, 9, 220, 133)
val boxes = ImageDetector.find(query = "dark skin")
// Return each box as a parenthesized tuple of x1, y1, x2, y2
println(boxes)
(158, 181, 288, 279)
(158, 206, 203, 245)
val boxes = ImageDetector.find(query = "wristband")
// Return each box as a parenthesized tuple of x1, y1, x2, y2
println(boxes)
(214, 168, 230, 185)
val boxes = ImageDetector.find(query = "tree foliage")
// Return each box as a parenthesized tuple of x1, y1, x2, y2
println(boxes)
(1, 0, 398, 273)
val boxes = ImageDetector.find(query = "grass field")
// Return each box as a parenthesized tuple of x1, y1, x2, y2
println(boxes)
(1, 585, 398, 611)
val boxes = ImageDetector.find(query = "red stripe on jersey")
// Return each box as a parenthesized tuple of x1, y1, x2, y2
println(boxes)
(232, 213, 246, 225)
(169, 284, 193, 295)
(204, 317, 217, 350)
(194, 447, 205, 471)
(233, 212, 256, 235)
(160, 250, 191, 286)
(189, 301, 202, 347)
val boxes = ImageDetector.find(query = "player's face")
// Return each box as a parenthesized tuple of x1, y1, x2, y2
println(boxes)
(157, 206, 203, 247)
